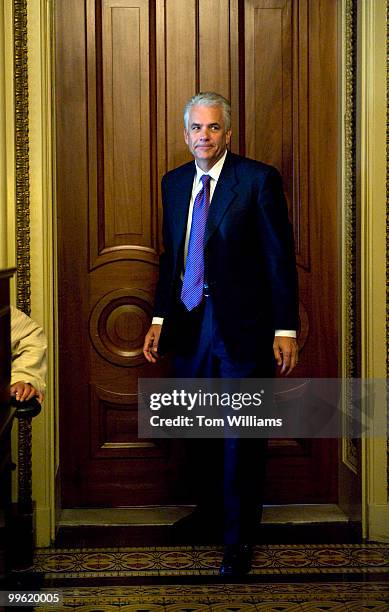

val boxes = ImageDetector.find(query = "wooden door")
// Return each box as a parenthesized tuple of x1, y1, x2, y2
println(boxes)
(56, 0, 338, 507)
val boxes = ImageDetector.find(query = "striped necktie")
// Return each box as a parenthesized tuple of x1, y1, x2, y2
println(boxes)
(181, 174, 211, 311)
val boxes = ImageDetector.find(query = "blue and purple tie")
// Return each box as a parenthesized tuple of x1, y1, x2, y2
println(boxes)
(181, 174, 211, 311)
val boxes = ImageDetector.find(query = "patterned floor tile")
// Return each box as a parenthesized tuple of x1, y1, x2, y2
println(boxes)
(254, 605, 303, 611)
(25, 545, 389, 611)
(28, 544, 389, 579)
(340, 604, 389, 611)
(31, 582, 389, 611)
(299, 604, 349, 611)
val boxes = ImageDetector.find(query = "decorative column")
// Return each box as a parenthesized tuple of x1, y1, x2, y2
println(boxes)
(13, 0, 36, 568)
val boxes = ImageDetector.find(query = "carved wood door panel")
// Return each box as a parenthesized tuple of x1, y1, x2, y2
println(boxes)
(56, 0, 338, 507)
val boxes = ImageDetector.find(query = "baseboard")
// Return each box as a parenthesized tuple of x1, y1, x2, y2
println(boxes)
(368, 504, 389, 542)
(55, 504, 362, 547)
(58, 504, 350, 527)
(35, 505, 52, 547)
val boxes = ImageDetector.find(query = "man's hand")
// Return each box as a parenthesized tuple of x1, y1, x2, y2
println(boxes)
(273, 336, 298, 376)
(143, 324, 162, 363)
(10, 381, 43, 403)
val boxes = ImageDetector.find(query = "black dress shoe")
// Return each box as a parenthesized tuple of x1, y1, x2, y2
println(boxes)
(219, 543, 253, 577)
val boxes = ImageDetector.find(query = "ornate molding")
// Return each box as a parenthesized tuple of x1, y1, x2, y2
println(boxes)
(89, 289, 154, 367)
(14, 0, 31, 317)
(13, 0, 33, 525)
(343, 0, 358, 471)
(386, 0, 389, 497)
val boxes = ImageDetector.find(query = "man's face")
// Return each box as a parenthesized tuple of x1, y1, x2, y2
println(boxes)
(184, 104, 231, 171)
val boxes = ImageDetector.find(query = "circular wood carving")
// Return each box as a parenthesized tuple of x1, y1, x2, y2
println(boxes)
(89, 289, 152, 366)
(297, 300, 309, 352)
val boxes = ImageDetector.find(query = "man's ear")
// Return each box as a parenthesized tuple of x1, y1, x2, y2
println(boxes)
(226, 129, 232, 146)
(184, 128, 189, 145)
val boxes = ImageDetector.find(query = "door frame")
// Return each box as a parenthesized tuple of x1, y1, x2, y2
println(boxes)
(3, 0, 386, 546)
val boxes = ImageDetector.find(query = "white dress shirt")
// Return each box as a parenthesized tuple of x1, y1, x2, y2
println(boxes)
(153, 151, 296, 339)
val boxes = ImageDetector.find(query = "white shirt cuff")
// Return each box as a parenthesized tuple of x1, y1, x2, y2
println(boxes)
(151, 320, 294, 336)
(275, 329, 296, 338)
(152, 317, 164, 325)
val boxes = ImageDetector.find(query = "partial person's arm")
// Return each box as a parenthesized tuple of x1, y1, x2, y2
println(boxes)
(10, 306, 47, 402)
(256, 167, 299, 374)
(143, 175, 174, 362)
(273, 336, 298, 375)
(143, 323, 162, 363)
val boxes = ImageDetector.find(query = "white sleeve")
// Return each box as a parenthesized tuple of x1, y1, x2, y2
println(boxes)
(152, 317, 164, 325)
(10, 306, 47, 393)
(274, 329, 296, 338)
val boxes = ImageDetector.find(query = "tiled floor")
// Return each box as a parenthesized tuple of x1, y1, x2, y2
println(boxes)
(34, 582, 389, 611)
(13, 543, 389, 611)
(31, 544, 389, 578)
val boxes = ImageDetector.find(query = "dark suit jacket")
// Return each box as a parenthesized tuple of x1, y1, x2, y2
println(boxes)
(154, 151, 299, 360)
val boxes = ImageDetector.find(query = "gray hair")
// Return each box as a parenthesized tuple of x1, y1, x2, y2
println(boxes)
(183, 92, 231, 131)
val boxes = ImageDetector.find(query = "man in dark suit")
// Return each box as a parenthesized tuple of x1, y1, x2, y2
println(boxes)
(143, 92, 299, 576)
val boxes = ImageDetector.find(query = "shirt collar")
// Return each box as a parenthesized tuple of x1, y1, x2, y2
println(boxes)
(194, 149, 228, 185)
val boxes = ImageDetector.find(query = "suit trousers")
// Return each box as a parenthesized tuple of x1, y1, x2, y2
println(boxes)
(173, 296, 275, 545)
